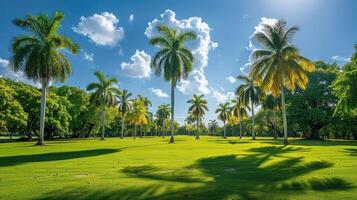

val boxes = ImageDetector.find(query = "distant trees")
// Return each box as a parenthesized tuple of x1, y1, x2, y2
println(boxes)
(157, 104, 171, 138)
(11, 12, 79, 145)
(230, 98, 248, 138)
(86, 71, 120, 140)
(149, 25, 197, 143)
(117, 90, 133, 139)
(215, 103, 231, 139)
(187, 94, 208, 139)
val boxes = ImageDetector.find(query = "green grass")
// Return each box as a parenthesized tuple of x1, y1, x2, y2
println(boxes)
(0, 136, 356, 200)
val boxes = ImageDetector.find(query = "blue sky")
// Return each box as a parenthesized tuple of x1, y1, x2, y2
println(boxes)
(1, 0, 356, 124)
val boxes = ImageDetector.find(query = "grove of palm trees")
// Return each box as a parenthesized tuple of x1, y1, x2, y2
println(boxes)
(0, 1, 356, 200)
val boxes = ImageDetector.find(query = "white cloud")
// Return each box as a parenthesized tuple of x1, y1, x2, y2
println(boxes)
(331, 55, 350, 63)
(83, 51, 94, 62)
(145, 9, 217, 95)
(121, 50, 151, 78)
(129, 14, 134, 22)
(0, 58, 10, 67)
(211, 88, 235, 104)
(73, 12, 124, 46)
(226, 76, 236, 83)
(240, 63, 251, 75)
(149, 88, 169, 98)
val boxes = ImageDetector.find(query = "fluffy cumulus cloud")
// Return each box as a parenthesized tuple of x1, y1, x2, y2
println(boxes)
(226, 76, 236, 83)
(145, 9, 217, 95)
(73, 12, 124, 46)
(149, 88, 169, 98)
(331, 55, 350, 63)
(211, 88, 235, 104)
(121, 50, 151, 78)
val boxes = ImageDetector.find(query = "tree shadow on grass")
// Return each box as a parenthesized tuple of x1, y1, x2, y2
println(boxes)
(262, 139, 357, 147)
(37, 146, 354, 200)
(344, 148, 357, 156)
(0, 148, 119, 167)
(209, 139, 250, 145)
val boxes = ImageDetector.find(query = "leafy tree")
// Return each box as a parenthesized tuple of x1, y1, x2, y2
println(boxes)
(187, 94, 208, 139)
(208, 119, 218, 136)
(11, 12, 79, 145)
(287, 62, 338, 139)
(86, 71, 120, 140)
(236, 75, 261, 140)
(117, 89, 133, 139)
(261, 94, 282, 139)
(249, 19, 315, 145)
(215, 103, 230, 139)
(157, 103, 171, 138)
(231, 98, 248, 138)
(0, 79, 28, 138)
(149, 25, 197, 143)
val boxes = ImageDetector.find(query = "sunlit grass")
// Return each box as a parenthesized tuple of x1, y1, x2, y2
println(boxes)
(0, 136, 356, 199)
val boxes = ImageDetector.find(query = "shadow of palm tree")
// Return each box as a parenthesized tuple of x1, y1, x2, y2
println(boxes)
(37, 146, 354, 200)
(0, 149, 119, 167)
(262, 139, 357, 146)
(344, 148, 357, 156)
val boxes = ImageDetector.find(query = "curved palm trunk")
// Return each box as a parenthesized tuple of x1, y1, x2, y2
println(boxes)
(37, 82, 47, 145)
(196, 118, 199, 139)
(101, 108, 106, 140)
(169, 81, 175, 143)
(280, 84, 288, 145)
(251, 100, 255, 140)
(121, 115, 125, 139)
(223, 121, 227, 139)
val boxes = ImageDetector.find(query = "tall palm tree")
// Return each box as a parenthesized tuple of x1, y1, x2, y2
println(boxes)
(250, 19, 315, 145)
(129, 99, 149, 139)
(236, 75, 261, 140)
(187, 94, 208, 139)
(149, 25, 197, 143)
(231, 98, 248, 139)
(11, 12, 79, 145)
(157, 103, 171, 138)
(208, 119, 218, 136)
(116, 89, 133, 139)
(215, 103, 231, 139)
(87, 71, 120, 140)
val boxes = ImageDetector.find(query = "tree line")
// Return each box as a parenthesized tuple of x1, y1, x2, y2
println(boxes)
(0, 12, 356, 144)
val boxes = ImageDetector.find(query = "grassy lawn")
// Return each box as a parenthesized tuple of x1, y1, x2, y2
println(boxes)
(0, 136, 356, 200)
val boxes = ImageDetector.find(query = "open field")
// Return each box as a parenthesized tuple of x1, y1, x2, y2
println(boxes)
(0, 136, 356, 200)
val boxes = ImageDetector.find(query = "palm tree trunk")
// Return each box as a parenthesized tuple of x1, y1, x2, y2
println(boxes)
(169, 81, 175, 143)
(101, 108, 106, 140)
(251, 100, 255, 140)
(121, 115, 125, 139)
(140, 125, 142, 138)
(280, 84, 288, 145)
(196, 118, 199, 139)
(223, 121, 227, 139)
(162, 120, 165, 138)
(239, 118, 243, 139)
(37, 82, 47, 145)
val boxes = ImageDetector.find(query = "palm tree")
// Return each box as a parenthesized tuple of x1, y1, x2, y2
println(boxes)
(208, 119, 218, 136)
(250, 19, 315, 145)
(231, 98, 248, 139)
(149, 25, 197, 143)
(87, 71, 120, 140)
(137, 95, 152, 108)
(215, 103, 231, 139)
(185, 112, 195, 136)
(116, 89, 133, 139)
(236, 75, 261, 140)
(187, 94, 208, 139)
(11, 12, 79, 145)
(157, 103, 171, 138)
(129, 99, 149, 139)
